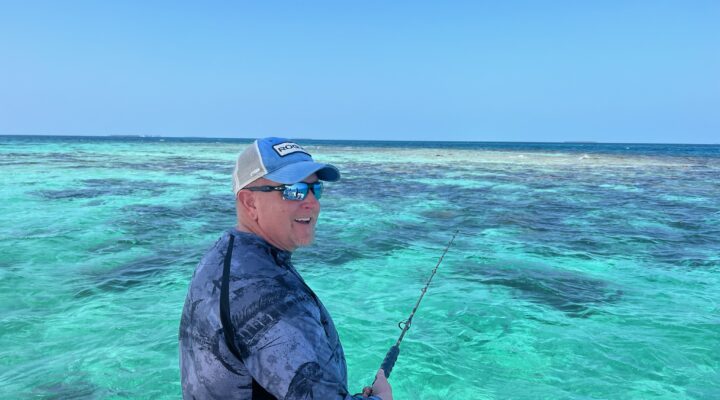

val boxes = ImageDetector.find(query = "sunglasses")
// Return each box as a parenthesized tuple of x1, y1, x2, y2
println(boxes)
(244, 181, 323, 201)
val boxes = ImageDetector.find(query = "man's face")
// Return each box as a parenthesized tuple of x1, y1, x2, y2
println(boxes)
(252, 173, 321, 252)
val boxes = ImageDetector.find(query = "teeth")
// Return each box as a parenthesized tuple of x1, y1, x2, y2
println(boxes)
(294, 217, 311, 223)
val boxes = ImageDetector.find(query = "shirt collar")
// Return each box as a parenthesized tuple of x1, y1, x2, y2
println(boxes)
(229, 228, 293, 264)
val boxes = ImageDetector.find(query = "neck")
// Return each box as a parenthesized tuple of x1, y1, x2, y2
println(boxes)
(235, 220, 294, 252)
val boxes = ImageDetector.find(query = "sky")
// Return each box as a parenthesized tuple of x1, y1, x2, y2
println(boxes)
(0, 1, 718, 143)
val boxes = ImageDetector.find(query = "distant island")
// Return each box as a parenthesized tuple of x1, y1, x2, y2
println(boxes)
(108, 134, 161, 138)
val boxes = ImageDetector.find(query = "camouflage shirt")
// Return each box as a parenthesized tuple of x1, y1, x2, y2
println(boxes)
(179, 229, 379, 400)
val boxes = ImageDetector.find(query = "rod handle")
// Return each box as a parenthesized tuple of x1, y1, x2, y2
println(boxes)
(380, 345, 400, 378)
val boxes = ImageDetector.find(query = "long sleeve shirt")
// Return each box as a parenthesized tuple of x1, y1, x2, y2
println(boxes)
(179, 229, 380, 400)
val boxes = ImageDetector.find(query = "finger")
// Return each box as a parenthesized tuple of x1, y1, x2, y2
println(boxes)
(376, 369, 385, 379)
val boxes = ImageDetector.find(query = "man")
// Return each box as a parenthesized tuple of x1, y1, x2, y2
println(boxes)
(179, 137, 393, 399)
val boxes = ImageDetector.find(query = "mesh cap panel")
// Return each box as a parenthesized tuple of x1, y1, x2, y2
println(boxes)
(232, 142, 267, 195)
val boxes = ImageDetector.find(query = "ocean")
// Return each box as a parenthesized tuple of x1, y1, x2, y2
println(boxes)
(1, 135, 718, 399)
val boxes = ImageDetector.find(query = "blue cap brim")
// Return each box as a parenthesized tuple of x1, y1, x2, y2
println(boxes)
(264, 161, 341, 184)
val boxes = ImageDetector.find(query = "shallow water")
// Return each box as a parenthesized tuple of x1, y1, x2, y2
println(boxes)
(1, 136, 719, 399)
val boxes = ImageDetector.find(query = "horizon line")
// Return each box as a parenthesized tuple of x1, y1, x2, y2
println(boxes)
(0, 133, 717, 146)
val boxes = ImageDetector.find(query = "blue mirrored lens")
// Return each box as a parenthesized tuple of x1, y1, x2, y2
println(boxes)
(282, 182, 323, 201)
(283, 184, 306, 200)
(311, 182, 322, 199)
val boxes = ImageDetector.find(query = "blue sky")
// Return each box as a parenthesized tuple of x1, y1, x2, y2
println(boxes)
(1, 1, 718, 143)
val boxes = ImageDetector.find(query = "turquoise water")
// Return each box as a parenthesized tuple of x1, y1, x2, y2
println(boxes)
(1, 136, 719, 399)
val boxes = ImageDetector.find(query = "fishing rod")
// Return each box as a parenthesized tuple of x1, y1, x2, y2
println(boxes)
(378, 229, 459, 378)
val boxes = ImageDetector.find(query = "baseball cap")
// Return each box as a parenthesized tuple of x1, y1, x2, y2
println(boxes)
(232, 137, 341, 195)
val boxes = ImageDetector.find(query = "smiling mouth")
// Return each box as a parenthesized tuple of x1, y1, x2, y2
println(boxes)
(294, 217, 312, 224)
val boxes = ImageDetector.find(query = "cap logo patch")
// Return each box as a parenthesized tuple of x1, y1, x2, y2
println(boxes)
(272, 142, 309, 157)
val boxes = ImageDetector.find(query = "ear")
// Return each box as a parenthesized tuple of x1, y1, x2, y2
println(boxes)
(236, 190, 259, 221)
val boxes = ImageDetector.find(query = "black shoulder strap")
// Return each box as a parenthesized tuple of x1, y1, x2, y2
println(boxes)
(220, 235, 240, 359)
(219, 235, 277, 400)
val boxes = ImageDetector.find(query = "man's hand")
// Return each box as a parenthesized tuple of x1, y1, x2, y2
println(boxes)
(362, 369, 393, 400)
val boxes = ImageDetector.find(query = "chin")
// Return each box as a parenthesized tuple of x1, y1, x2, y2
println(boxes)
(297, 237, 315, 247)
(294, 233, 315, 248)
